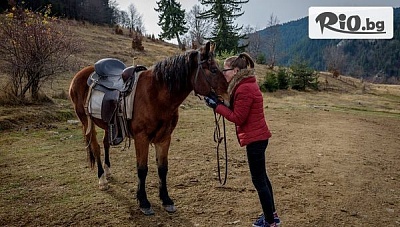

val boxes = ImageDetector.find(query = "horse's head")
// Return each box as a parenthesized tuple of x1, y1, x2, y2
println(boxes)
(190, 42, 230, 106)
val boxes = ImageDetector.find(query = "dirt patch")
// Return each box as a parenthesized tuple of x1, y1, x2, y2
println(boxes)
(1, 92, 399, 226)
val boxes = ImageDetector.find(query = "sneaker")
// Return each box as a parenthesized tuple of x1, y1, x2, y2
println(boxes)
(252, 214, 277, 227)
(252, 214, 265, 227)
(273, 212, 281, 226)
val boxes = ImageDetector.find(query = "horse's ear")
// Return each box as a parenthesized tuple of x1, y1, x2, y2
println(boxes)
(210, 42, 216, 53)
(205, 41, 211, 54)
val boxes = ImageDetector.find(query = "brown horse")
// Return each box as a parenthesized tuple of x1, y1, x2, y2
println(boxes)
(69, 42, 229, 215)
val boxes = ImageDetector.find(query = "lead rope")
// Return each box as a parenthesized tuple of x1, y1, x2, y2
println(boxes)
(213, 109, 228, 185)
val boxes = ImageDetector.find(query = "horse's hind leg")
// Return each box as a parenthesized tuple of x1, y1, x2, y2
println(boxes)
(155, 138, 176, 213)
(85, 121, 108, 190)
(103, 130, 111, 178)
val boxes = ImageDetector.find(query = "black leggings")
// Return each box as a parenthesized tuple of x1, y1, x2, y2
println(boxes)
(246, 139, 276, 224)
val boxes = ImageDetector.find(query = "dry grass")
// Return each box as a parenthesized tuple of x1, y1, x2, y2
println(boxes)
(1, 87, 399, 226)
(0, 22, 400, 226)
(0, 21, 187, 130)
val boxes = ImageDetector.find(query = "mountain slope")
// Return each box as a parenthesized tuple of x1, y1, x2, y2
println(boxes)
(257, 7, 400, 83)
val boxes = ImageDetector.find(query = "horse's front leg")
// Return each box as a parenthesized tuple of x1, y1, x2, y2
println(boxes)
(134, 134, 153, 215)
(155, 138, 176, 213)
(103, 130, 111, 178)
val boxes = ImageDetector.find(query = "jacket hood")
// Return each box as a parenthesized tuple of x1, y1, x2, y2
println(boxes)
(228, 68, 255, 97)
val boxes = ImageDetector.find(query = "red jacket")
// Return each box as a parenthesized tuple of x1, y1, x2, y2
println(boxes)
(215, 76, 271, 147)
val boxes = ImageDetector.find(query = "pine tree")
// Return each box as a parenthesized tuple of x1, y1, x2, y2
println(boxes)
(198, 0, 249, 55)
(155, 0, 188, 48)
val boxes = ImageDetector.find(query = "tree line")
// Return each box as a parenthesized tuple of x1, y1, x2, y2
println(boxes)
(257, 8, 400, 84)
(1, 0, 253, 55)
(0, 0, 256, 103)
(2, 0, 116, 25)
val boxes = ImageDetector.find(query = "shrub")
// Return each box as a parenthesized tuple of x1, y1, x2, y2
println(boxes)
(115, 25, 123, 35)
(290, 61, 319, 91)
(131, 32, 144, 51)
(277, 68, 289, 90)
(0, 6, 81, 102)
(256, 53, 266, 64)
(260, 72, 278, 92)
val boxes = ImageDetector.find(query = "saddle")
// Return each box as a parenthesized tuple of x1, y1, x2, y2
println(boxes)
(86, 58, 147, 146)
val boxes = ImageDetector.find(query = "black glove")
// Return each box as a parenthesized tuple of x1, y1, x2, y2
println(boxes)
(204, 96, 218, 109)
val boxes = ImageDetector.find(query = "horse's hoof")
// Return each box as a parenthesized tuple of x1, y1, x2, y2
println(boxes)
(164, 204, 177, 213)
(99, 174, 109, 190)
(99, 183, 109, 191)
(104, 165, 112, 178)
(140, 207, 155, 215)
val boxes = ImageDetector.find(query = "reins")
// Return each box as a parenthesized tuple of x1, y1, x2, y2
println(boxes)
(192, 51, 229, 185)
(212, 109, 228, 185)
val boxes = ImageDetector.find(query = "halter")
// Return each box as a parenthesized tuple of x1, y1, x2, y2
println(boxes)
(193, 52, 218, 98)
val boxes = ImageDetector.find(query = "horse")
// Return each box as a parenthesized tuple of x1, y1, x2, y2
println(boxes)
(69, 42, 229, 215)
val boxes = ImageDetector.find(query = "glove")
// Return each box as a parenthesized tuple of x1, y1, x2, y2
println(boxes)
(204, 96, 218, 109)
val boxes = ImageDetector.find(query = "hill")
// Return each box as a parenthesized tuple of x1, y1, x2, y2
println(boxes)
(0, 22, 182, 130)
(0, 21, 272, 130)
(0, 22, 399, 131)
(1, 22, 400, 227)
(258, 7, 400, 83)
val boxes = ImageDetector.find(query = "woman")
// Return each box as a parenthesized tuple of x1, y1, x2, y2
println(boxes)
(205, 53, 280, 227)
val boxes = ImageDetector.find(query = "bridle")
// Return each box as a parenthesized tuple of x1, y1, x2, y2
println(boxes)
(193, 52, 218, 98)
(191, 51, 229, 185)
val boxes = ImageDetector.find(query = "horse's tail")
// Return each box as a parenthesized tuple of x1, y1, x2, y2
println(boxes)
(69, 65, 97, 169)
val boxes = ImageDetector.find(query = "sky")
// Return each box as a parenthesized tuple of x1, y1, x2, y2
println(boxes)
(115, 0, 400, 37)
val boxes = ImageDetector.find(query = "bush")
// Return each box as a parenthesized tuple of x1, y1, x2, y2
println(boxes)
(256, 53, 266, 64)
(290, 61, 319, 91)
(115, 25, 123, 35)
(0, 6, 81, 102)
(260, 72, 278, 92)
(277, 68, 289, 90)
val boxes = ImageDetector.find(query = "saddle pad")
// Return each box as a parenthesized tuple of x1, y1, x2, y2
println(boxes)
(121, 71, 141, 119)
(88, 89, 104, 119)
(88, 71, 142, 120)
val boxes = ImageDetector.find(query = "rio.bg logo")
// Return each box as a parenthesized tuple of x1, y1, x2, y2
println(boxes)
(309, 7, 393, 39)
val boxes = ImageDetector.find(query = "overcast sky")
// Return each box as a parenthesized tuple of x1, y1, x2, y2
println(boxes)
(115, 0, 400, 36)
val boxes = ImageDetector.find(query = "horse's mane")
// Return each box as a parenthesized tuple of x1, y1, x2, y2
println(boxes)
(152, 50, 197, 93)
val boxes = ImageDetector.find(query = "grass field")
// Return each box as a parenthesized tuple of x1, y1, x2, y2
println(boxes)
(0, 22, 399, 226)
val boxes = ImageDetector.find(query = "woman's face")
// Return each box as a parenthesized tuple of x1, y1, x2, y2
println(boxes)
(223, 63, 236, 83)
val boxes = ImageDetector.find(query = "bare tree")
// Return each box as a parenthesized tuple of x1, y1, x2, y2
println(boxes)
(114, 9, 130, 28)
(265, 13, 280, 69)
(323, 43, 348, 76)
(243, 25, 261, 59)
(185, 4, 212, 47)
(0, 6, 81, 102)
(128, 3, 145, 33)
